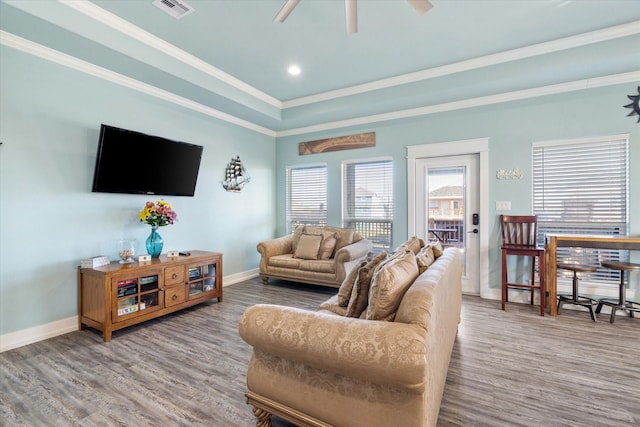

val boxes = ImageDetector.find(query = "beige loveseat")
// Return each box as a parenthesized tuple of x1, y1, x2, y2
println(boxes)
(240, 239, 463, 427)
(257, 225, 373, 288)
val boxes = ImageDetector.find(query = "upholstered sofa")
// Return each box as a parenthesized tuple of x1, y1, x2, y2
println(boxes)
(257, 225, 373, 288)
(240, 239, 463, 427)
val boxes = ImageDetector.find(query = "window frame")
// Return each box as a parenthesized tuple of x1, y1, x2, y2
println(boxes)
(286, 163, 328, 234)
(532, 133, 630, 288)
(342, 157, 394, 252)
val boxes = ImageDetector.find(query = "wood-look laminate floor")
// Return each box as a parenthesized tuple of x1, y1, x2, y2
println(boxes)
(1, 278, 638, 427)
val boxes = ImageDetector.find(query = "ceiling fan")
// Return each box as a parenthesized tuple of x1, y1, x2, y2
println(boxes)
(273, 0, 434, 35)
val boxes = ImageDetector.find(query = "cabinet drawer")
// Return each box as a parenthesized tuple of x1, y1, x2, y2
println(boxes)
(165, 266, 184, 286)
(165, 285, 186, 307)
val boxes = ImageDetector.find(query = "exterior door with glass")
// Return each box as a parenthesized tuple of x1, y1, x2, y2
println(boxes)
(415, 154, 480, 294)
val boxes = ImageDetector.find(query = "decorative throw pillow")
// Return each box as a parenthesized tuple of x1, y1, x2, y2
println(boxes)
(337, 258, 368, 306)
(294, 234, 323, 260)
(366, 249, 419, 321)
(395, 236, 425, 255)
(426, 241, 444, 258)
(323, 226, 356, 254)
(345, 252, 388, 318)
(318, 295, 348, 316)
(303, 225, 324, 236)
(373, 244, 408, 272)
(291, 225, 305, 254)
(318, 232, 338, 260)
(416, 246, 436, 275)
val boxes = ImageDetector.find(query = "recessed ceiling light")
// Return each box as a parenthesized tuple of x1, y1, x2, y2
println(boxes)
(288, 65, 301, 76)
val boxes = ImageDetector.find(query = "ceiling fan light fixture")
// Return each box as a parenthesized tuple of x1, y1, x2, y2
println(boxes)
(273, 0, 432, 33)
(407, 0, 434, 15)
(273, 0, 301, 22)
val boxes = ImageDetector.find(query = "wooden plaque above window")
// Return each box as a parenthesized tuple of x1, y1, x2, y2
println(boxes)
(299, 132, 376, 155)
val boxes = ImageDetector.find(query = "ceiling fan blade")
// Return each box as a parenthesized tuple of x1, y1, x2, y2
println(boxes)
(407, 0, 433, 15)
(273, 0, 301, 23)
(345, 0, 357, 34)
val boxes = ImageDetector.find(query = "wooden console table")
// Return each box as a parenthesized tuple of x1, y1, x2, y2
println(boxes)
(545, 235, 640, 316)
(79, 250, 222, 341)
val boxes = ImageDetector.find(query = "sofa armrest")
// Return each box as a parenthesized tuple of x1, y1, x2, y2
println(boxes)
(334, 238, 373, 262)
(239, 304, 427, 393)
(257, 234, 295, 257)
(333, 238, 373, 282)
(256, 234, 295, 271)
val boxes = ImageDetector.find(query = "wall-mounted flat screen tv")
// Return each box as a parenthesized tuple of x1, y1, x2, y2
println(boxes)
(92, 124, 203, 196)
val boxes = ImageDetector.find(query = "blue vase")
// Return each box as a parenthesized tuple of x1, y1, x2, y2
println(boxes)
(146, 226, 163, 258)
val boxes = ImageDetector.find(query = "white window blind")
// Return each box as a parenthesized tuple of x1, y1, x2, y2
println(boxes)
(343, 158, 393, 252)
(286, 164, 327, 234)
(532, 134, 629, 285)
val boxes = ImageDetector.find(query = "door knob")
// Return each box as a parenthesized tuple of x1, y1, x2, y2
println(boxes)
(468, 229, 479, 234)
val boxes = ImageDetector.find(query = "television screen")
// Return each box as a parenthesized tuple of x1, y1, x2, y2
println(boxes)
(92, 124, 203, 196)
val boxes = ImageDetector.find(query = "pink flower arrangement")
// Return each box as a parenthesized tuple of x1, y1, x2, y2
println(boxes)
(139, 200, 177, 227)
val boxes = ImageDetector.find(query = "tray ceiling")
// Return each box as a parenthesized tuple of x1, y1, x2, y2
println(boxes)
(1, 0, 639, 135)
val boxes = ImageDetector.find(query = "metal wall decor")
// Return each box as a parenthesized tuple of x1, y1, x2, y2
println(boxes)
(222, 156, 250, 192)
(624, 86, 640, 123)
(496, 168, 523, 180)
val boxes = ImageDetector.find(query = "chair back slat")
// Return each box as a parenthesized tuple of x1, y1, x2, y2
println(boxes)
(500, 215, 538, 248)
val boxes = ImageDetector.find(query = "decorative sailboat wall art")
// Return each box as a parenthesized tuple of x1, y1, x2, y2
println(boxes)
(222, 156, 250, 192)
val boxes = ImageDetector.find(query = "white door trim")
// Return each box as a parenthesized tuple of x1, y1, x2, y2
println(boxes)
(407, 138, 491, 299)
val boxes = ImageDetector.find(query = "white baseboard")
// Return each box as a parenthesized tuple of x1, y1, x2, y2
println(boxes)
(0, 316, 78, 353)
(223, 268, 259, 285)
(0, 270, 261, 353)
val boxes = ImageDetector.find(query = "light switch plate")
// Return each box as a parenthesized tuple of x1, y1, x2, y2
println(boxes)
(496, 201, 512, 211)
(138, 254, 151, 263)
(167, 250, 179, 258)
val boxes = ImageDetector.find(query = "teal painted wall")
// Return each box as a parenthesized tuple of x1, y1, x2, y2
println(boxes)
(1, 41, 638, 338)
(276, 85, 640, 289)
(0, 47, 276, 335)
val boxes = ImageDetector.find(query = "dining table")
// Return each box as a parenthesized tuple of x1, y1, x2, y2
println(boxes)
(544, 234, 640, 316)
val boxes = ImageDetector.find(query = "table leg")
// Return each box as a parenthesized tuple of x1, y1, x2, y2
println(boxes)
(546, 236, 558, 316)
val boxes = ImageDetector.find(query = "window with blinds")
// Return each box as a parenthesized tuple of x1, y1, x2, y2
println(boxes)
(286, 164, 327, 234)
(343, 158, 393, 252)
(532, 134, 629, 285)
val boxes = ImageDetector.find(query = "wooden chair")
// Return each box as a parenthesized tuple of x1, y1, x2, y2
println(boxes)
(500, 215, 546, 316)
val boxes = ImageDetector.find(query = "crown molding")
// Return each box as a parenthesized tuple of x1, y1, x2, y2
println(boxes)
(4, 27, 636, 139)
(283, 20, 640, 109)
(2, 28, 637, 139)
(58, 1, 640, 115)
(59, 0, 282, 110)
(0, 31, 276, 137)
(276, 71, 640, 137)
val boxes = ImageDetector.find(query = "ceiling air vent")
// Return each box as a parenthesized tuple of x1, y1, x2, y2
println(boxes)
(152, 0, 195, 20)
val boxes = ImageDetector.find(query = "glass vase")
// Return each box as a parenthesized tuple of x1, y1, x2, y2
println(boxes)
(146, 225, 163, 258)
(117, 238, 136, 264)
